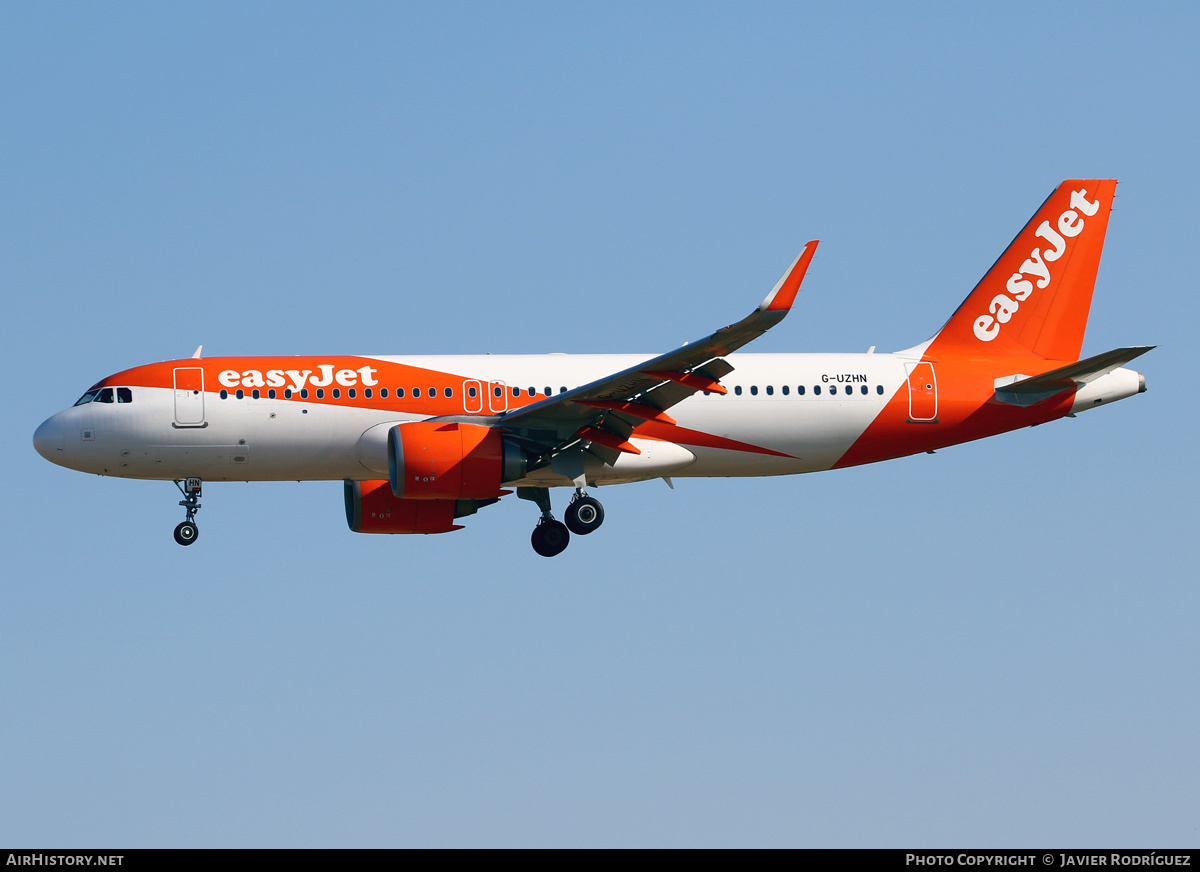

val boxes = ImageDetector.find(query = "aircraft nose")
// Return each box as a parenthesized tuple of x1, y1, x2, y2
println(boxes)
(33, 415, 66, 462)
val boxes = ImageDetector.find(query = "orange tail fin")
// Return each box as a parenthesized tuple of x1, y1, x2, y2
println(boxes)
(929, 179, 1117, 362)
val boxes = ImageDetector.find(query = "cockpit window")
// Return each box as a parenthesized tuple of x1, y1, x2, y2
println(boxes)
(74, 386, 132, 405)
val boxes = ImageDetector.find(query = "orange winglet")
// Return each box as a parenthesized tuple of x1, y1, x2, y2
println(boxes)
(576, 400, 678, 425)
(575, 427, 642, 455)
(642, 370, 727, 395)
(760, 240, 819, 313)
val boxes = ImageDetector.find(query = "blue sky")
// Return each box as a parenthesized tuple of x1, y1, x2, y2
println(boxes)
(2, 2, 1197, 847)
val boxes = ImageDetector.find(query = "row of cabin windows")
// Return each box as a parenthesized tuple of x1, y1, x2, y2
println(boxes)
(219, 386, 416, 400)
(213, 383, 887, 402)
(710, 384, 887, 397)
(219, 385, 574, 401)
(468, 386, 569, 399)
(74, 387, 133, 405)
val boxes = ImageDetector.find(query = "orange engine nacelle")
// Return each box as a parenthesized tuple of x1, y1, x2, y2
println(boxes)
(387, 421, 526, 500)
(344, 479, 463, 534)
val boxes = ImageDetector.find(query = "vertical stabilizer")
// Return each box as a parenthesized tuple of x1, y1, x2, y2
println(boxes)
(929, 179, 1116, 362)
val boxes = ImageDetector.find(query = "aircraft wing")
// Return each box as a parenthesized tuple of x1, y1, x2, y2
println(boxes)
(492, 241, 818, 463)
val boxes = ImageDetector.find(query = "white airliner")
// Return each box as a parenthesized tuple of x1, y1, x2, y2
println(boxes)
(34, 180, 1150, 555)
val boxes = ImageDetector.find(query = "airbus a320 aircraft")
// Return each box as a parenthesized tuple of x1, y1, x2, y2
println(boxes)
(34, 180, 1150, 556)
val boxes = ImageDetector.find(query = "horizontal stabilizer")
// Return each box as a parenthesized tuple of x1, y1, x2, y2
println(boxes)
(994, 346, 1154, 407)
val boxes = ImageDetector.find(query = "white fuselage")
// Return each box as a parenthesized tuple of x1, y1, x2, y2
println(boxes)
(36, 352, 909, 486)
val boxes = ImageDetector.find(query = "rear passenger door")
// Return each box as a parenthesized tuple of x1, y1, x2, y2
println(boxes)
(905, 362, 937, 422)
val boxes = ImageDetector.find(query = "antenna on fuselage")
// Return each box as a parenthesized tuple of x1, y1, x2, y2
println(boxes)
(191, 345, 203, 359)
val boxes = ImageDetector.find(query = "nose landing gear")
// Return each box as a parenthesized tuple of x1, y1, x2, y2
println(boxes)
(173, 478, 202, 546)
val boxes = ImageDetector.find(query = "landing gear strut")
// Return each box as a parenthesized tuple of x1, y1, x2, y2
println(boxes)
(173, 478, 202, 546)
(519, 487, 570, 557)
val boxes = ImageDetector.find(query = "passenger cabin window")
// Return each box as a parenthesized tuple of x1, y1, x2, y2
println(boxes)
(444, 387, 453, 398)
(331, 389, 340, 398)
(363, 388, 371, 398)
(284, 389, 292, 399)
(468, 386, 477, 398)
(252, 389, 261, 399)
(750, 386, 758, 396)
(301, 389, 309, 399)
(236, 389, 245, 399)
(379, 388, 388, 398)
(877, 385, 884, 395)
(734, 386, 743, 396)
(544, 387, 552, 396)
(813, 385, 821, 395)
(268, 389, 277, 399)
(220, 390, 229, 399)
(766, 386, 774, 395)
(860, 385, 868, 395)
(413, 388, 421, 398)
(316, 389, 324, 399)
(798, 385, 806, 395)
(348, 388, 356, 398)
(395, 388, 404, 398)
(782, 385, 789, 395)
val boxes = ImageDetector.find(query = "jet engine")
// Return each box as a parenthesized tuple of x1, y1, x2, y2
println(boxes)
(344, 479, 462, 534)
(387, 421, 527, 499)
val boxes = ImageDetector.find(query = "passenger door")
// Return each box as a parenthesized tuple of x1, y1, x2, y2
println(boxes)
(905, 361, 938, 422)
(173, 367, 206, 427)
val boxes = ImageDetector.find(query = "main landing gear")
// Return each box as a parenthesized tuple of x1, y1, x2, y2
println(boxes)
(173, 478, 202, 546)
(531, 517, 570, 558)
(565, 493, 604, 536)
(519, 486, 605, 557)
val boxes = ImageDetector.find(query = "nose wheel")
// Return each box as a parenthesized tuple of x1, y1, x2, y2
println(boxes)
(173, 478, 202, 546)
(174, 521, 199, 545)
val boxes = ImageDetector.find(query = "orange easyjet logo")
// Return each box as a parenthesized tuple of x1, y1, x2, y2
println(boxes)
(972, 188, 1101, 342)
